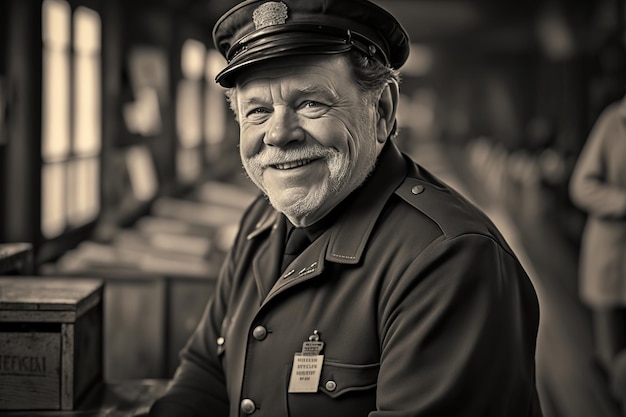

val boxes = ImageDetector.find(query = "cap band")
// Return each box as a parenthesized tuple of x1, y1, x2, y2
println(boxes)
(218, 24, 390, 86)
(227, 24, 389, 65)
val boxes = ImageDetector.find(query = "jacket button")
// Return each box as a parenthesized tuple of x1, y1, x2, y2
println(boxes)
(216, 336, 225, 355)
(411, 184, 425, 195)
(241, 398, 256, 414)
(252, 325, 267, 340)
(325, 380, 337, 392)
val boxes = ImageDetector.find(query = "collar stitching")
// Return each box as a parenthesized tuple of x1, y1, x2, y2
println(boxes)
(330, 253, 357, 260)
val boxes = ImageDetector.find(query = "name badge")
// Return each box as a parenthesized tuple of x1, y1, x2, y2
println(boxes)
(288, 330, 324, 393)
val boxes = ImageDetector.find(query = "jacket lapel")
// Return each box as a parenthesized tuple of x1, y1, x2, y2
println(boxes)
(262, 235, 329, 308)
(248, 211, 283, 303)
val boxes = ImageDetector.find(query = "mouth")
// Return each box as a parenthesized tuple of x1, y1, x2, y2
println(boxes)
(271, 158, 318, 170)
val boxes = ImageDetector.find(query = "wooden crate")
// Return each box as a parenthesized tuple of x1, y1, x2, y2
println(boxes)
(0, 277, 104, 410)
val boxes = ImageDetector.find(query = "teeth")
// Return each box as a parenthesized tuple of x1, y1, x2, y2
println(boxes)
(275, 159, 312, 170)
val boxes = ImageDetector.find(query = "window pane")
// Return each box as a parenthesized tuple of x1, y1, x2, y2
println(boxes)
(42, 0, 70, 48)
(181, 39, 205, 81)
(42, 44, 71, 161)
(176, 79, 202, 148)
(67, 157, 100, 227)
(74, 54, 101, 155)
(41, 162, 66, 238)
(74, 7, 101, 54)
(204, 49, 227, 146)
(74, 7, 102, 156)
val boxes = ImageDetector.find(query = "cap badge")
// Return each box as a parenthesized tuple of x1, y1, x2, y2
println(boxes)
(252, 2, 288, 30)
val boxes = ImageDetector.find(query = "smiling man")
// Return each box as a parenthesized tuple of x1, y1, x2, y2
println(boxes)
(236, 55, 386, 226)
(149, 1, 544, 416)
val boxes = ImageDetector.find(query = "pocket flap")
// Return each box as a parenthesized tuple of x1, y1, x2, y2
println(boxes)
(318, 361, 379, 398)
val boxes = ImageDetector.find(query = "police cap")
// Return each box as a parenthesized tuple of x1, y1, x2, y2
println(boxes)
(212, 0, 410, 87)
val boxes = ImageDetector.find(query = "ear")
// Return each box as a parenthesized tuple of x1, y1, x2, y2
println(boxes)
(376, 80, 399, 144)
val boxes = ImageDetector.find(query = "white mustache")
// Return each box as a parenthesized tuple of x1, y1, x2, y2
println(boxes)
(250, 146, 335, 167)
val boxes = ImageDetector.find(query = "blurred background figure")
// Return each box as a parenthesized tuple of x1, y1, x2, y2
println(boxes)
(569, 88, 626, 410)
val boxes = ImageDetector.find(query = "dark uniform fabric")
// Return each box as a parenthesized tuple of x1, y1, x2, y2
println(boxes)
(150, 142, 543, 417)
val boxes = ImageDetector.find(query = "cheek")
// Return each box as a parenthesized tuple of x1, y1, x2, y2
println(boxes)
(306, 118, 353, 152)
(239, 125, 264, 158)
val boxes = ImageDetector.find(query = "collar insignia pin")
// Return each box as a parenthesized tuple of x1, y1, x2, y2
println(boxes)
(253, 2, 288, 30)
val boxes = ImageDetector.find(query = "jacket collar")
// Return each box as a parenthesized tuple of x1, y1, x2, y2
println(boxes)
(246, 205, 280, 240)
(325, 141, 407, 264)
(246, 141, 408, 264)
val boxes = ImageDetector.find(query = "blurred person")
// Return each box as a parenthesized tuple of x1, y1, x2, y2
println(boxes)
(569, 92, 626, 386)
(149, 1, 543, 416)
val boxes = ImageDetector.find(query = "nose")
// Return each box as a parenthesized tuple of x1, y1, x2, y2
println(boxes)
(264, 108, 304, 147)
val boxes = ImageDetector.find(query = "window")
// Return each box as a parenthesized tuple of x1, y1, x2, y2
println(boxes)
(204, 49, 227, 161)
(41, 0, 101, 238)
(176, 38, 205, 184)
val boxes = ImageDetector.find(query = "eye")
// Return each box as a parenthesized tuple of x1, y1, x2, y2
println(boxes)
(244, 106, 272, 123)
(301, 101, 321, 109)
(298, 100, 329, 117)
(247, 107, 270, 116)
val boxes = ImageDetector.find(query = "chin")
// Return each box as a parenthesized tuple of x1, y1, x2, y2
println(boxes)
(269, 192, 323, 221)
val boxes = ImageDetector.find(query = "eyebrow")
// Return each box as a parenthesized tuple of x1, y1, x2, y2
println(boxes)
(240, 97, 267, 107)
(239, 84, 339, 108)
(295, 85, 338, 100)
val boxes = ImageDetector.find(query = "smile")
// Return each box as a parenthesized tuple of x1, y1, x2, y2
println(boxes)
(272, 159, 315, 170)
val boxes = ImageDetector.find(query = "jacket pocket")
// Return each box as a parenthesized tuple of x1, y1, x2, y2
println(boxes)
(317, 360, 379, 398)
(285, 360, 379, 417)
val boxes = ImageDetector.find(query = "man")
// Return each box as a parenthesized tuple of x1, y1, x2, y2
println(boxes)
(150, 1, 543, 416)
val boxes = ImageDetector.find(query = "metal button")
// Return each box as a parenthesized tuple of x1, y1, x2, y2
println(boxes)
(216, 336, 226, 355)
(325, 380, 337, 392)
(240, 398, 256, 414)
(252, 325, 267, 340)
(411, 184, 425, 195)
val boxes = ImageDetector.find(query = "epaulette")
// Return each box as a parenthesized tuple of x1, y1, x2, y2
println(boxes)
(394, 177, 494, 240)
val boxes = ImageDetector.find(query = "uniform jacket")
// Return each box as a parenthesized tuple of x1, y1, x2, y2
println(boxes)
(150, 141, 543, 417)
(569, 95, 626, 307)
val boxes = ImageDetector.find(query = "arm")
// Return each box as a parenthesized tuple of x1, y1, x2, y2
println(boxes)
(374, 234, 541, 417)
(569, 105, 626, 219)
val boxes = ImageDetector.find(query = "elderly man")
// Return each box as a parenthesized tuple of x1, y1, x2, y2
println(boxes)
(149, 1, 543, 416)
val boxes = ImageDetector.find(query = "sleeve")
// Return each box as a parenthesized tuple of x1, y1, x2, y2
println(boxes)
(569, 105, 626, 219)
(148, 243, 237, 417)
(373, 234, 542, 417)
